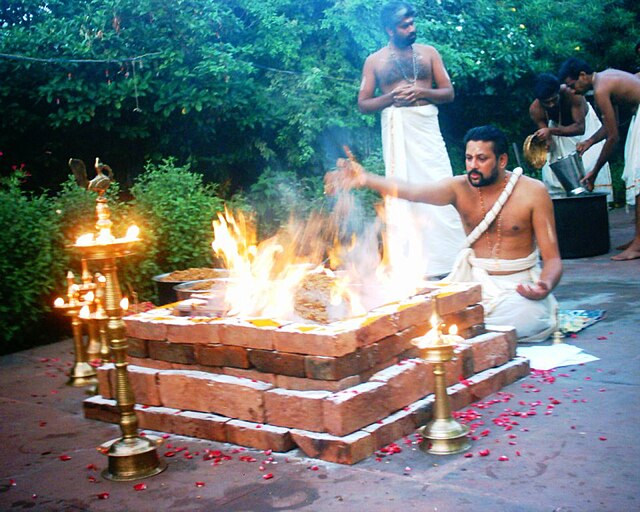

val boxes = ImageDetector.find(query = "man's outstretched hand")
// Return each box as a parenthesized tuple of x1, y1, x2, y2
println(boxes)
(324, 158, 366, 195)
(516, 280, 551, 300)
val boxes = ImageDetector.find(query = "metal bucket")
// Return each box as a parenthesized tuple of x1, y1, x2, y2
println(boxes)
(549, 151, 586, 196)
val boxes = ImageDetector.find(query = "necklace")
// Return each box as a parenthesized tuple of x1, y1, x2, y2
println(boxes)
(477, 174, 509, 259)
(388, 44, 418, 83)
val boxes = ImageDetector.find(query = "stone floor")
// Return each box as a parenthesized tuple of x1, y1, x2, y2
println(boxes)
(0, 207, 638, 512)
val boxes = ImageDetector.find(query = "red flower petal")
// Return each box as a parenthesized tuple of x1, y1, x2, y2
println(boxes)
(164, 451, 176, 457)
(498, 455, 509, 461)
(479, 449, 490, 457)
(599, 436, 607, 441)
(195, 482, 205, 488)
(86, 463, 98, 471)
(262, 473, 273, 480)
(133, 483, 147, 491)
(59, 455, 72, 461)
(463, 453, 473, 458)
(310, 465, 319, 471)
(9, 479, 16, 486)
(97, 492, 110, 500)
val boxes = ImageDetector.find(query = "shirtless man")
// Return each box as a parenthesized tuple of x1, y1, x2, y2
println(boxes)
(529, 73, 612, 199)
(559, 58, 640, 260)
(357, 1, 464, 277)
(326, 125, 562, 342)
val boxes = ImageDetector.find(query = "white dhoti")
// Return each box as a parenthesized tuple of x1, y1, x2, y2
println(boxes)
(381, 104, 465, 277)
(542, 104, 613, 201)
(445, 249, 557, 343)
(623, 113, 640, 205)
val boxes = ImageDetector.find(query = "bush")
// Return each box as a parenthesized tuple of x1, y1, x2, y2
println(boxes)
(124, 159, 225, 301)
(0, 171, 66, 349)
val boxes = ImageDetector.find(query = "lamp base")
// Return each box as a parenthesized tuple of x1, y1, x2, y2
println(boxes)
(419, 419, 471, 455)
(67, 362, 98, 387)
(100, 436, 167, 481)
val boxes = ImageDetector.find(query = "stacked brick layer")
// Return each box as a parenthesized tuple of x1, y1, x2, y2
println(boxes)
(86, 283, 530, 464)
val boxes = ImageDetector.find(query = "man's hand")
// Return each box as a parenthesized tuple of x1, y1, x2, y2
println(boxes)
(575, 139, 593, 156)
(580, 170, 597, 192)
(324, 158, 366, 195)
(534, 127, 552, 145)
(391, 83, 422, 107)
(516, 280, 551, 300)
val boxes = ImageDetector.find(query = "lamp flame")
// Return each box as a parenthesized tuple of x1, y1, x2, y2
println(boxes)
(125, 225, 140, 240)
(79, 305, 91, 318)
(54, 297, 65, 307)
(120, 297, 129, 311)
(76, 233, 95, 246)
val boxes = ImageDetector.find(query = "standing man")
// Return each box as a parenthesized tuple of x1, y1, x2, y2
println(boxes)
(529, 73, 613, 201)
(326, 126, 562, 342)
(559, 58, 640, 260)
(358, 1, 464, 277)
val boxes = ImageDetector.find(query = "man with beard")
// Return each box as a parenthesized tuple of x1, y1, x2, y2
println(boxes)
(325, 126, 562, 342)
(559, 58, 640, 261)
(357, 1, 464, 278)
(529, 73, 613, 201)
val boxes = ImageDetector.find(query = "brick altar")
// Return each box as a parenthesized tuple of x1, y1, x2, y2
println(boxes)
(84, 282, 530, 464)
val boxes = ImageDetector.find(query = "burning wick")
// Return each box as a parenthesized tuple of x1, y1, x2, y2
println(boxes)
(76, 233, 95, 246)
(54, 297, 65, 308)
(79, 305, 91, 319)
(120, 297, 129, 311)
(125, 225, 140, 240)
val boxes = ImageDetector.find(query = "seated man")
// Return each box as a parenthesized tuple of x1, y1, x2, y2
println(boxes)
(326, 125, 562, 342)
(529, 73, 613, 201)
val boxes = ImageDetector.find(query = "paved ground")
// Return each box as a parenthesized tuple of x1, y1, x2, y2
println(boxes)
(1, 207, 638, 512)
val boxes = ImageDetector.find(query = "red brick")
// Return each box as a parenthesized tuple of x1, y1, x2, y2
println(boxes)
(148, 340, 196, 365)
(264, 388, 330, 431)
(157, 370, 272, 422)
(304, 348, 376, 381)
(441, 304, 485, 333)
(485, 325, 518, 358)
(249, 349, 306, 377)
(226, 419, 294, 452)
(96, 364, 114, 399)
(171, 410, 228, 441)
(469, 368, 506, 401)
(407, 396, 434, 427)
(290, 429, 374, 465)
(362, 408, 417, 449)
(323, 381, 390, 436)
(128, 365, 161, 406)
(501, 356, 531, 384)
(83, 395, 120, 423)
(375, 330, 420, 366)
(126, 337, 149, 358)
(136, 404, 180, 432)
(127, 356, 175, 370)
(442, 345, 474, 386)
(369, 359, 433, 411)
(394, 296, 435, 331)
(196, 344, 250, 368)
(166, 319, 221, 344)
(458, 324, 487, 340)
(276, 374, 360, 392)
(273, 322, 358, 357)
(124, 317, 168, 341)
(223, 367, 277, 385)
(219, 318, 279, 350)
(466, 331, 510, 372)
(433, 284, 482, 316)
(355, 309, 397, 346)
(447, 382, 473, 412)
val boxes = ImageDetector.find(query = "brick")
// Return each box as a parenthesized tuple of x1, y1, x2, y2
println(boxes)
(249, 349, 306, 377)
(223, 367, 277, 385)
(394, 296, 435, 331)
(375, 329, 421, 366)
(469, 368, 506, 401)
(323, 381, 390, 436)
(458, 324, 487, 340)
(171, 410, 229, 441)
(124, 317, 168, 341)
(196, 344, 250, 368)
(363, 408, 417, 449)
(442, 345, 474, 386)
(127, 337, 149, 358)
(96, 363, 114, 399)
(441, 304, 485, 333)
(447, 382, 473, 412)
(264, 388, 330, 431)
(127, 356, 175, 370)
(136, 404, 181, 433)
(304, 347, 376, 381)
(276, 374, 360, 392)
(166, 319, 221, 344)
(500, 356, 531, 385)
(219, 318, 279, 350)
(128, 365, 162, 406)
(433, 284, 482, 316)
(226, 419, 294, 452)
(407, 396, 435, 427)
(273, 322, 358, 357)
(157, 370, 272, 422)
(148, 340, 196, 365)
(355, 309, 397, 346)
(290, 429, 374, 465)
(465, 331, 510, 372)
(370, 359, 433, 411)
(83, 395, 120, 423)
(485, 325, 518, 358)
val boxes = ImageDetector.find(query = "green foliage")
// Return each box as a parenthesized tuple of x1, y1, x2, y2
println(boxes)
(0, 171, 66, 347)
(124, 159, 224, 300)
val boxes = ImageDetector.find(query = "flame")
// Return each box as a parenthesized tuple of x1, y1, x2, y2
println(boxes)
(125, 225, 140, 240)
(54, 297, 65, 307)
(79, 305, 91, 318)
(413, 312, 441, 349)
(75, 233, 95, 246)
(84, 291, 95, 303)
(448, 324, 458, 335)
(120, 297, 129, 311)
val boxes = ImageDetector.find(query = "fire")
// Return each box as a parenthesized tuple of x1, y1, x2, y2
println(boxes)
(54, 297, 65, 307)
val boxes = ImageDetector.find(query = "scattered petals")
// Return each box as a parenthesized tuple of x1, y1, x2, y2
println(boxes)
(195, 481, 205, 488)
(463, 452, 473, 458)
(310, 465, 319, 471)
(262, 473, 274, 480)
(133, 483, 147, 491)
(59, 455, 72, 461)
(498, 455, 509, 461)
(599, 436, 607, 441)
(478, 449, 490, 457)
(97, 492, 110, 500)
